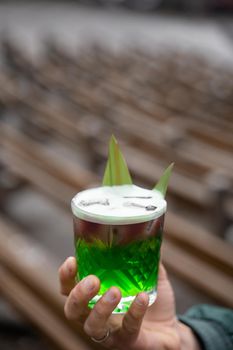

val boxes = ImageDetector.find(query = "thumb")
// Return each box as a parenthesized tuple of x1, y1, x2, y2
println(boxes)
(144, 263, 176, 324)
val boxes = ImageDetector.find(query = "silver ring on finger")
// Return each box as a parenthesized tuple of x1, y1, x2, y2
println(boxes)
(91, 328, 111, 343)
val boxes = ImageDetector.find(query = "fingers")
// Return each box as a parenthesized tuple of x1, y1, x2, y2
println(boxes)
(64, 275, 100, 323)
(121, 293, 149, 339)
(146, 262, 176, 323)
(158, 263, 168, 283)
(84, 287, 121, 340)
(59, 257, 77, 296)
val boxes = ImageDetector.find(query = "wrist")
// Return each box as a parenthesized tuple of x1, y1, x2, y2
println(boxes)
(178, 322, 201, 350)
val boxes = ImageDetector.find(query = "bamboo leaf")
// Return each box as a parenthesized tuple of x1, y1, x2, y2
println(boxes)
(153, 163, 174, 197)
(102, 135, 133, 186)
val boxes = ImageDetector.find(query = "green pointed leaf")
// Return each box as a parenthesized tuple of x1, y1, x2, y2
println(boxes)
(102, 135, 133, 186)
(153, 163, 174, 197)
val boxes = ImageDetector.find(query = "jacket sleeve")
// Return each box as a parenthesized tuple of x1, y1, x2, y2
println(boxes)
(178, 304, 233, 350)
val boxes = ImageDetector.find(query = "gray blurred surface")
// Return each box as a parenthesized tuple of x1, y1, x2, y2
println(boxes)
(0, 1, 232, 66)
(6, 188, 74, 267)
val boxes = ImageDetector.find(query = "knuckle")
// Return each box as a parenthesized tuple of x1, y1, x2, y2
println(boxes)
(94, 301, 110, 319)
(70, 288, 78, 301)
(128, 308, 141, 321)
(93, 294, 116, 319)
(83, 322, 93, 336)
(71, 284, 82, 301)
(64, 293, 80, 320)
(64, 304, 82, 322)
(93, 305, 104, 319)
(64, 304, 75, 321)
(59, 267, 67, 283)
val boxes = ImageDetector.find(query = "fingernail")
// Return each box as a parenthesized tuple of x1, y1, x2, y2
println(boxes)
(136, 294, 146, 306)
(82, 277, 95, 292)
(105, 289, 117, 303)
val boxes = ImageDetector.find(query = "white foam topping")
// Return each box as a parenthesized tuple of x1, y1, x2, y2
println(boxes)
(71, 185, 166, 224)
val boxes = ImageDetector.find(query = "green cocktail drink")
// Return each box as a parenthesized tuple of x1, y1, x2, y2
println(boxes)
(71, 184, 166, 313)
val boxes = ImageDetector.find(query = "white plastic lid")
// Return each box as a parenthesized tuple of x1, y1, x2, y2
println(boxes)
(71, 185, 166, 225)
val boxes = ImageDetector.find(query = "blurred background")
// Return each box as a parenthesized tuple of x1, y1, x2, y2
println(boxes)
(0, 1, 233, 349)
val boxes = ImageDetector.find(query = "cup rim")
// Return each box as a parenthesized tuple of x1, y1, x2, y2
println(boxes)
(71, 185, 167, 225)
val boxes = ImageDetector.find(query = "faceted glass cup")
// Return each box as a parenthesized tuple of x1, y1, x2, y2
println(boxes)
(71, 186, 166, 313)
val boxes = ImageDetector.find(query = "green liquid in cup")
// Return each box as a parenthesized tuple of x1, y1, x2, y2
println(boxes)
(75, 225, 163, 313)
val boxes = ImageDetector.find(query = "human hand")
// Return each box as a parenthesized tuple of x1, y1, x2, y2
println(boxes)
(59, 257, 201, 350)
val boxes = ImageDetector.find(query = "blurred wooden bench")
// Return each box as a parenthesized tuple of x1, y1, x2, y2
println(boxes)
(2, 51, 232, 173)
(37, 45, 233, 132)
(0, 123, 233, 308)
(0, 115, 221, 209)
(1, 39, 233, 350)
(1, 41, 233, 158)
(0, 216, 105, 350)
(1, 51, 233, 236)
(2, 40, 233, 131)
(1, 98, 232, 234)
